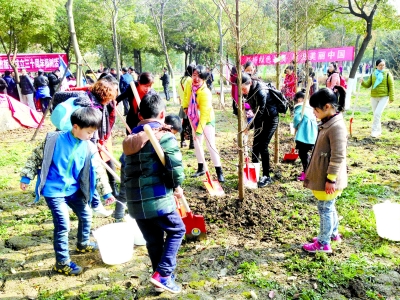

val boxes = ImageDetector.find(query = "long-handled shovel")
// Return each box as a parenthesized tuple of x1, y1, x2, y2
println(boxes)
(143, 124, 207, 239)
(188, 119, 225, 197)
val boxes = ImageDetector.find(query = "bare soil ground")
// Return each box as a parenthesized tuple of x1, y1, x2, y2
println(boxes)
(1, 102, 400, 300)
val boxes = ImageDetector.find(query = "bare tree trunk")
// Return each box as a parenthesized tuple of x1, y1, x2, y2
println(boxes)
(111, 0, 121, 81)
(151, 2, 177, 103)
(274, 0, 281, 165)
(218, 5, 225, 107)
(345, 0, 378, 109)
(66, 0, 83, 87)
(354, 34, 361, 58)
(235, 0, 244, 200)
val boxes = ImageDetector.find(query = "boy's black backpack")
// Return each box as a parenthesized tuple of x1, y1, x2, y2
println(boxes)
(265, 82, 289, 114)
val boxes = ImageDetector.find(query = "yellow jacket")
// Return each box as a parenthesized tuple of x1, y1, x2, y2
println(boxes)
(178, 76, 190, 101)
(182, 77, 193, 108)
(182, 80, 215, 135)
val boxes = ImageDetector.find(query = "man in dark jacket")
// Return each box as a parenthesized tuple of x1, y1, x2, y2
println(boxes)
(47, 69, 61, 96)
(19, 68, 36, 110)
(3, 71, 18, 99)
(160, 67, 170, 101)
(119, 67, 133, 115)
(34, 70, 51, 112)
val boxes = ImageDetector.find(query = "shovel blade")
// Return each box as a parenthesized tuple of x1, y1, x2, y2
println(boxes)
(182, 212, 207, 239)
(203, 171, 225, 196)
(243, 163, 259, 189)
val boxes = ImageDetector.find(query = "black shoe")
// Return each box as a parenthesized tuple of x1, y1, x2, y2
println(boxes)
(192, 170, 206, 177)
(215, 167, 225, 183)
(258, 176, 272, 188)
(189, 143, 195, 149)
(53, 260, 83, 276)
(192, 163, 205, 177)
(217, 173, 225, 182)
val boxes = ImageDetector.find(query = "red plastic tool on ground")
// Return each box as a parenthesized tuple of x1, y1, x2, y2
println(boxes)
(243, 157, 258, 188)
(283, 147, 299, 162)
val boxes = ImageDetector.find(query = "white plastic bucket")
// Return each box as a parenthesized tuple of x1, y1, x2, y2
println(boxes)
(373, 201, 400, 241)
(93, 222, 134, 265)
(124, 215, 147, 246)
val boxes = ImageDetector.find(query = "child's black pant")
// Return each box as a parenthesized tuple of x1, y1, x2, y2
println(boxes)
(295, 141, 314, 172)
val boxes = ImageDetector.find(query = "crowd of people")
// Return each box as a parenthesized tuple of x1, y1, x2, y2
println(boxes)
(14, 57, 395, 294)
(0, 68, 63, 112)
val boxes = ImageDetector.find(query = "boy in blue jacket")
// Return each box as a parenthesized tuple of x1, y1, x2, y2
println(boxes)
(20, 107, 115, 276)
(293, 90, 318, 181)
(122, 94, 185, 294)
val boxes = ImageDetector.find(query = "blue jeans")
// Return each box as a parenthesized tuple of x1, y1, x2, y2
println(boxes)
(317, 199, 339, 245)
(135, 211, 185, 277)
(45, 190, 92, 263)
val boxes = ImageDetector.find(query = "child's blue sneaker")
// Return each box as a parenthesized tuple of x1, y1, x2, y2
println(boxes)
(53, 260, 83, 276)
(76, 242, 98, 253)
(150, 271, 181, 294)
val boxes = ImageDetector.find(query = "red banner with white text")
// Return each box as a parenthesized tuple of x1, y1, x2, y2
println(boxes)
(241, 46, 355, 66)
(0, 53, 68, 73)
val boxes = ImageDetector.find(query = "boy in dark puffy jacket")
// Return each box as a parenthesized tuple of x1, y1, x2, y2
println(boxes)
(122, 94, 185, 294)
(20, 107, 115, 276)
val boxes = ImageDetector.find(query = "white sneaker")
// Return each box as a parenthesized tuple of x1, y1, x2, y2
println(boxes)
(371, 131, 381, 138)
(92, 205, 113, 217)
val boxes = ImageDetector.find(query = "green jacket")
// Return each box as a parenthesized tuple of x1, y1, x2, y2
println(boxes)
(122, 119, 184, 219)
(361, 69, 394, 101)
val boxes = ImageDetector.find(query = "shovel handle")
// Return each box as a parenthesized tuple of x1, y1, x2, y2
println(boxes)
(143, 124, 166, 165)
(114, 100, 132, 134)
(143, 124, 188, 209)
(99, 158, 121, 183)
(130, 81, 141, 108)
(97, 144, 122, 168)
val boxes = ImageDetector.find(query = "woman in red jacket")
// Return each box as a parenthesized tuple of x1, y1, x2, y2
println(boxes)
(282, 66, 297, 101)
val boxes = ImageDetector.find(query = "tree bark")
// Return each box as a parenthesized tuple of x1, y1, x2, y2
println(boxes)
(345, 0, 379, 109)
(274, 0, 281, 165)
(111, 0, 121, 82)
(235, 0, 244, 200)
(66, 0, 83, 87)
(218, 5, 225, 107)
(151, 2, 177, 103)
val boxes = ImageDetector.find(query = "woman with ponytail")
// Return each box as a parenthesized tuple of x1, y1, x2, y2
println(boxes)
(182, 65, 224, 182)
(360, 59, 395, 138)
(241, 72, 279, 188)
(302, 86, 348, 254)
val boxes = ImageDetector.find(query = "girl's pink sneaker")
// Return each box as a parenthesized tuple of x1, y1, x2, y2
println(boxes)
(297, 172, 305, 181)
(312, 234, 342, 243)
(302, 240, 332, 253)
